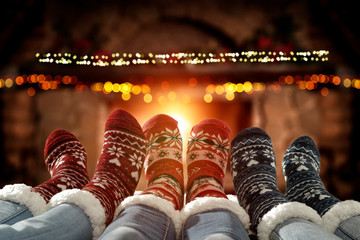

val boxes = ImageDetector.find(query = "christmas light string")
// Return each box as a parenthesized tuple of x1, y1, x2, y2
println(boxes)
(35, 50, 330, 66)
(1, 73, 359, 101)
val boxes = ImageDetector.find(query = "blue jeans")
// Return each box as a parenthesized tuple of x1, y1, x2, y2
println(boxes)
(271, 217, 341, 240)
(99, 204, 176, 240)
(335, 215, 360, 240)
(100, 204, 249, 240)
(0, 200, 33, 225)
(0, 202, 92, 240)
(0, 200, 359, 240)
(181, 209, 250, 240)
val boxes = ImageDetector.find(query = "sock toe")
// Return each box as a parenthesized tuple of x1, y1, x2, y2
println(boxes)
(44, 129, 78, 158)
(142, 114, 178, 136)
(105, 109, 143, 135)
(290, 135, 318, 151)
(232, 127, 270, 145)
(192, 118, 231, 135)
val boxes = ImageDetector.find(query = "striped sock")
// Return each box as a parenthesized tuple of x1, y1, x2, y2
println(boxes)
(186, 118, 231, 203)
(141, 114, 184, 210)
(231, 127, 287, 233)
(282, 135, 340, 216)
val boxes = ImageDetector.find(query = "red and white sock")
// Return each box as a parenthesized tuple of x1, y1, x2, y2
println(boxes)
(32, 129, 90, 202)
(0, 129, 89, 216)
(81, 109, 147, 226)
(141, 114, 184, 210)
(186, 119, 231, 203)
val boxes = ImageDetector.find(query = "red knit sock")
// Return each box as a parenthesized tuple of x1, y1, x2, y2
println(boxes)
(81, 109, 146, 226)
(141, 114, 184, 210)
(31, 129, 90, 202)
(186, 118, 231, 203)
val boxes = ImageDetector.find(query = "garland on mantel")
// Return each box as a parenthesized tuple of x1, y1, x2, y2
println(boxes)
(35, 50, 329, 66)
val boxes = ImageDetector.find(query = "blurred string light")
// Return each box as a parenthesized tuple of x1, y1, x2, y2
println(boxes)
(1, 73, 359, 100)
(35, 50, 330, 66)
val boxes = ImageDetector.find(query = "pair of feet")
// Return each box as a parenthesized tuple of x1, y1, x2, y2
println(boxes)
(231, 127, 341, 234)
(31, 109, 147, 227)
(140, 114, 231, 210)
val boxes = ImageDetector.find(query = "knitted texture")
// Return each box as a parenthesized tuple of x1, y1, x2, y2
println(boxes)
(82, 109, 146, 226)
(31, 129, 89, 202)
(231, 127, 287, 233)
(141, 114, 184, 210)
(186, 118, 231, 203)
(283, 135, 340, 216)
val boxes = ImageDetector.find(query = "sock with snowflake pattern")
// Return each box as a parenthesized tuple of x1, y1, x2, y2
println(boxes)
(0, 129, 89, 216)
(49, 109, 147, 238)
(81, 109, 147, 226)
(186, 118, 231, 203)
(32, 129, 90, 202)
(283, 135, 360, 233)
(283, 135, 340, 215)
(231, 127, 288, 233)
(141, 114, 184, 210)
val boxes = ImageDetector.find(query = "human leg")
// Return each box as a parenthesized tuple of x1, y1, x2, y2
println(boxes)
(0, 203, 92, 240)
(231, 127, 322, 240)
(0, 129, 89, 223)
(283, 135, 360, 239)
(49, 109, 147, 239)
(182, 119, 250, 240)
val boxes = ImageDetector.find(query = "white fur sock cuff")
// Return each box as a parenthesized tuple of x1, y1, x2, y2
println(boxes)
(0, 184, 47, 216)
(257, 202, 322, 240)
(322, 200, 360, 233)
(48, 189, 106, 240)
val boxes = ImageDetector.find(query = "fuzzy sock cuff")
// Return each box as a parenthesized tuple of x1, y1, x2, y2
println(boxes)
(115, 194, 182, 237)
(182, 196, 251, 231)
(322, 200, 360, 233)
(0, 184, 47, 216)
(48, 189, 106, 240)
(257, 202, 322, 240)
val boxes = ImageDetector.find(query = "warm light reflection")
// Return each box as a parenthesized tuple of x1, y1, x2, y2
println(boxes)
(168, 113, 191, 137)
(144, 93, 152, 103)
(204, 93, 213, 103)
(168, 91, 177, 101)
(321, 87, 329, 96)
(5, 78, 13, 88)
(1, 73, 360, 100)
(343, 78, 352, 88)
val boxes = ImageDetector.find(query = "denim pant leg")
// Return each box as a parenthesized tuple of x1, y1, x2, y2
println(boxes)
(181, 209, 250, 240)
(0, 203, 92, 240)
(270, 217, 341, 240)
(99, 204, 176, 240)
(0, 200, 33, 225)
(335, 215, 360, 240)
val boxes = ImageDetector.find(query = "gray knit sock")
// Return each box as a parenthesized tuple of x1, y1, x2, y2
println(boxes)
(282, 135, 340, 216)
